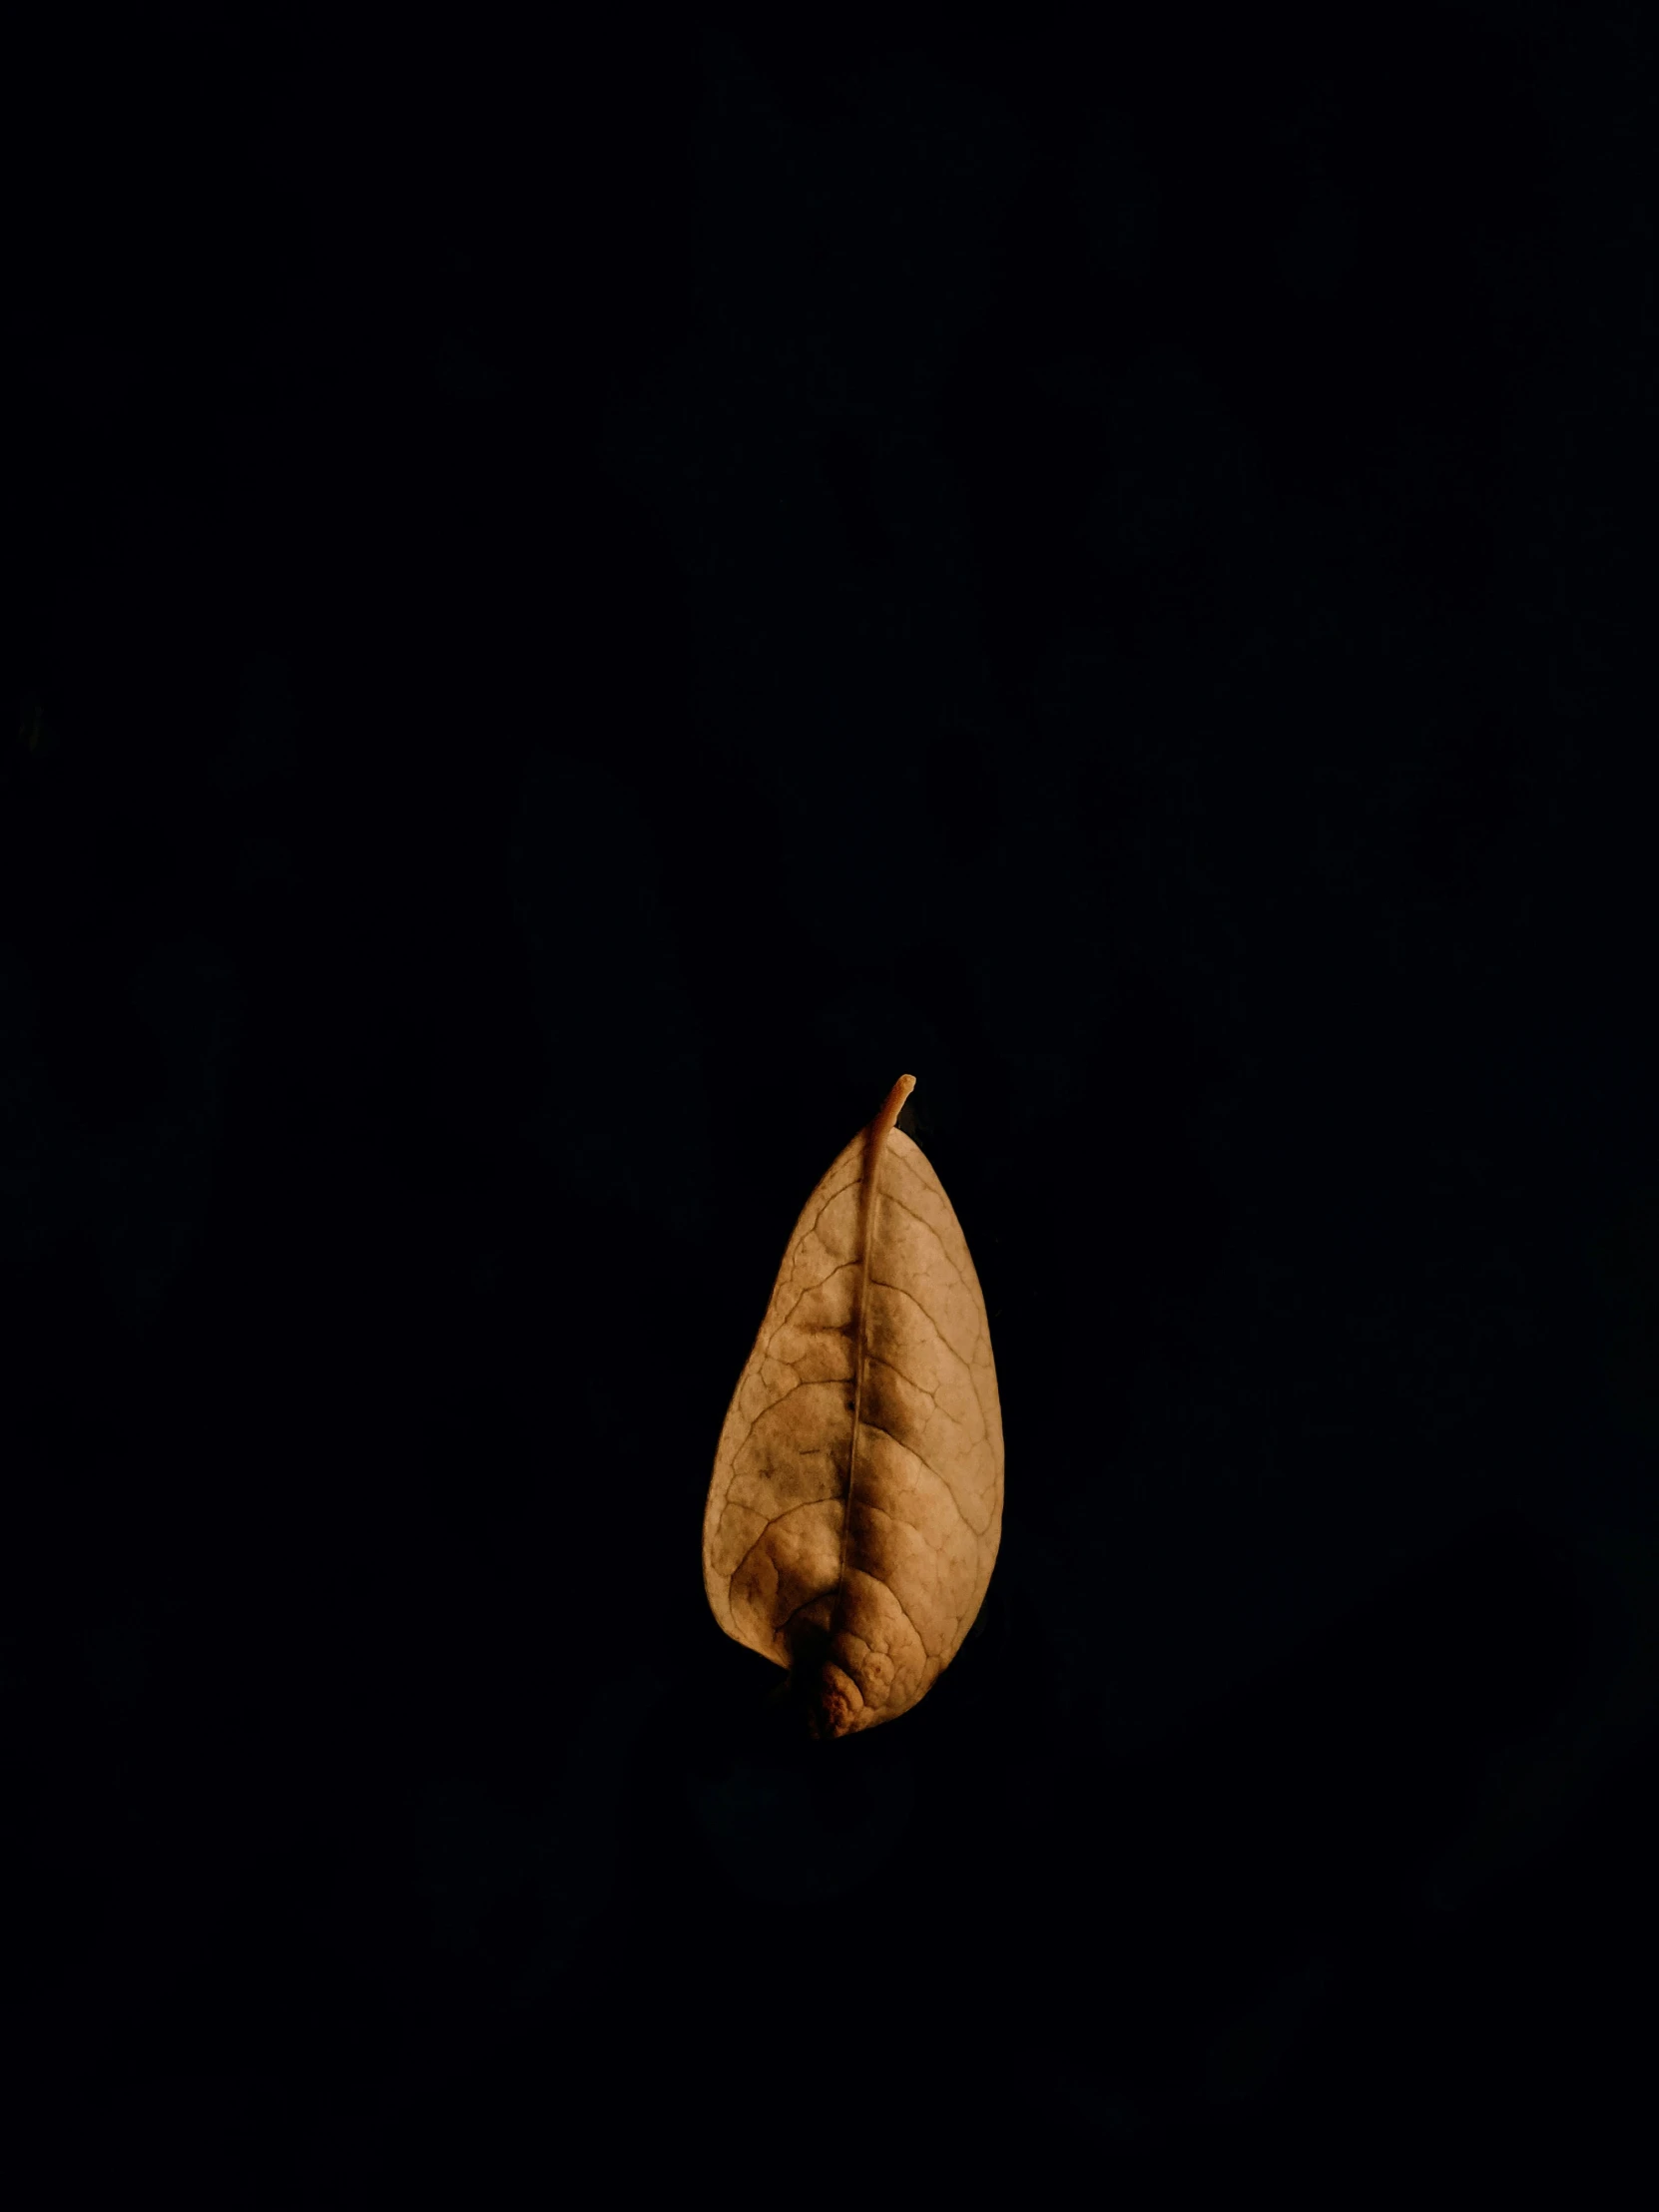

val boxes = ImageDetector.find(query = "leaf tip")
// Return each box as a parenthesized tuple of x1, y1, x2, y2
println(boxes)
(803, 1660, 864, 1742)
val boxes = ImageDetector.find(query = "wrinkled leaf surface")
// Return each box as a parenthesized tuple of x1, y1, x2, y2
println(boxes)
(703, 1075, 1003, 1737)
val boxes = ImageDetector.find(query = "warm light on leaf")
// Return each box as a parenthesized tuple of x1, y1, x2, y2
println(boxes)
(703, 1075, 1004, 1738)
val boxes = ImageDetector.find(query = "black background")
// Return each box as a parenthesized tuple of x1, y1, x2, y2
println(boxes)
(6, 0, 1657, 2194)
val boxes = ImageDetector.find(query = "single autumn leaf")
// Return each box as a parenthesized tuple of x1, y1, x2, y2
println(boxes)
(703, 1074, 1004, 1738)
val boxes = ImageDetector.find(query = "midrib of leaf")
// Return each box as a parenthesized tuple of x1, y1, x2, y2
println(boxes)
(835, 1075, 917, 1648)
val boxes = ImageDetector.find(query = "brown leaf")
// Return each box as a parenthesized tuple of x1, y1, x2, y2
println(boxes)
(703, 1074, 1004, 1738)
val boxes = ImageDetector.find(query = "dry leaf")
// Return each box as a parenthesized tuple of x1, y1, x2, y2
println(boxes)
(703, 1074, 1003, 1738)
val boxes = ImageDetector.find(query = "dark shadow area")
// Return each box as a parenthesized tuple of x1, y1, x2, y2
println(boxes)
(6, 1, 1653, 2195)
